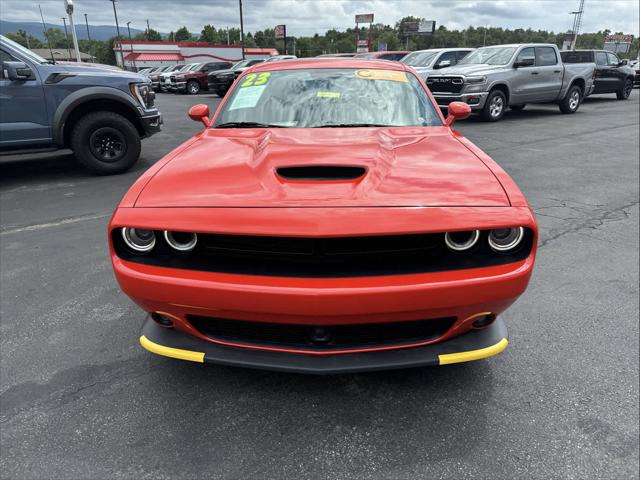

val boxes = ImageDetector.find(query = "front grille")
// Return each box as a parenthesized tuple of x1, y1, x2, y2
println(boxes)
(427, 76, 465, 93)
(170, 75, 176, 82)
(187, 315, 457, 351)
(112, 229, 534, 278)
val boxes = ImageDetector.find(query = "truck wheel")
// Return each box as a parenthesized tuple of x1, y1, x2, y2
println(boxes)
(70, 111, 141, 175)
(510, 104, 526, 111)
(616, 79, 633, 100)
(215, 88, 227, 97)
(481, 90, 506, 121)
(559, 85, 582, 114)
(187, 80, 201, 95)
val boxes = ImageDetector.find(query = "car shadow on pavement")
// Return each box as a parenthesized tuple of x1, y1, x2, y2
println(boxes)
(140, 356, 494, 472)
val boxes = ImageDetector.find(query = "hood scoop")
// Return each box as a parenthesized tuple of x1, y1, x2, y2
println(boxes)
(276, 165, 366, 181)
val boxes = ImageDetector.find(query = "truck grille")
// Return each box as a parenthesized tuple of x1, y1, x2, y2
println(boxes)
(113, 230, 535, 278)
(426, 76, 465, 94)
(170, 76, 176, 82)
(187, 315, 457, 351)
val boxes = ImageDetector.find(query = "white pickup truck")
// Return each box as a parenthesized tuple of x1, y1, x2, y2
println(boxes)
(426, 43, 596, 121)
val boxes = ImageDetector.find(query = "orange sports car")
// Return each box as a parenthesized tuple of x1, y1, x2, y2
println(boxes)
(109, 59, 537, 373)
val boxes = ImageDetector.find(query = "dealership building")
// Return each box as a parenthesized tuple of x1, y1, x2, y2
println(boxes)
(113, 41, 278, 70)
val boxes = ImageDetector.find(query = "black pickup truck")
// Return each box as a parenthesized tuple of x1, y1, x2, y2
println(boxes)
(561, 50, 635, 99)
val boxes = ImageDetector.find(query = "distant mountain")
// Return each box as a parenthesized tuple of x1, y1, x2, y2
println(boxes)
(0, 20, 148, 41)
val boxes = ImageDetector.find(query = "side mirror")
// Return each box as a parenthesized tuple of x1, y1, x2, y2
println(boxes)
(445, 101, 472, 126)
(188, 104, 211, 128)
(435, 59, 451, 69)
(4, 61, 33, 80)
(514, 57, 535, 68)
(619, 60, 628, 66)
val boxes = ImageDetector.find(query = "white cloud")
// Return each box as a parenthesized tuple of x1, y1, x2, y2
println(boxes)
(1, 0, 638, 36)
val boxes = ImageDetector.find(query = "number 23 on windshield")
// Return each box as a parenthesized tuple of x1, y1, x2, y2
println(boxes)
(241, 72, 271, 87)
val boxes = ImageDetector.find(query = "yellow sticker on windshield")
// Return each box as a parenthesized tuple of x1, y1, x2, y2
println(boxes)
(316, 91, 341, 98)
(240, 72, 271, 87)
(355, 69, 408, 83)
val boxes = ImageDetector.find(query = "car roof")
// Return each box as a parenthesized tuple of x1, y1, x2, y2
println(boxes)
(409, 48, 474, 53)
(248, 58, 412, 72)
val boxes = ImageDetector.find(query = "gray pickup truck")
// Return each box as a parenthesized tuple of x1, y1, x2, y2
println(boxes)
(426, 43, 595, 121)
(0, 34, 161, 174)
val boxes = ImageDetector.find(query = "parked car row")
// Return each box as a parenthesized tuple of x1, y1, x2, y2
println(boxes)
(140, 55, 298, 96)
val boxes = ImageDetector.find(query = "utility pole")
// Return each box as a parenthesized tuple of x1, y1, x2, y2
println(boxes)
(569, 0, 585, 50)
(65, 0, 81, 62)
(126, 21, 136, 70)
(483, 25, 488, 47)
(238, 0, 245, 58)
(146, 19, 150, 40)
(39, 4, 55, 63)
(109, 0, 122, 66)
(227, 28, 230, 45)
(61, 17, 72, 59)
(84, 13, 94, 61)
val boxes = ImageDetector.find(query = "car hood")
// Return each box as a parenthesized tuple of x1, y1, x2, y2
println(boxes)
(210, 68, 235, 77)
(431, 64, 509, 76)
(42, 63, 145, 81)
(135, 127, 509, 208)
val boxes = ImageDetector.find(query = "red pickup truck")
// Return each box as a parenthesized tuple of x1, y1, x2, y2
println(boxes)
(170, 62, 233, 94)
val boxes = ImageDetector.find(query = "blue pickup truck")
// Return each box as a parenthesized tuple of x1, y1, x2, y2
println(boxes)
(0, 35, 161, 174)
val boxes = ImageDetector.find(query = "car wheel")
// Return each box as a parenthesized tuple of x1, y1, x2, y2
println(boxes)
(510, 104, 526, 111)
(616, 79, 633, 100)
(70, 111, 141, 175)
(187, 80, 201, 95)
(481, 90, 506, 121)
(559, 85, 582, 114)
(216, 87, 228, 97)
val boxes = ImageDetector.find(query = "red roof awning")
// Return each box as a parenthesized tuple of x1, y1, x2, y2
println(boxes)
(124, 53, 184, 61)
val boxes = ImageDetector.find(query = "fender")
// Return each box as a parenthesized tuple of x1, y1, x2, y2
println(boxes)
(52, 86, 142, 146)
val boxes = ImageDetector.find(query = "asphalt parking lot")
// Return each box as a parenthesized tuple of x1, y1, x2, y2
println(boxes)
(1, 91, 638, 479)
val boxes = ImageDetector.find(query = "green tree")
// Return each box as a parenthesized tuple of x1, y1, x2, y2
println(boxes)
(200, 24, 220, 43)
(174, 26, 192, 42)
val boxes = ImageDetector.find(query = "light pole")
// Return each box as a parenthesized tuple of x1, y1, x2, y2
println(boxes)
(239, 0, 245, 59)
(109, 0, 122, 66)
(65, 0, 81, 62)
(61, 17, 72, 59)
(84, 13, 94, 61)
(126, 21, 136, 70)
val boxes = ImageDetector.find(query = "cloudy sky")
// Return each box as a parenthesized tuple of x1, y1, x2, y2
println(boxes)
(1, 0, 638, 35)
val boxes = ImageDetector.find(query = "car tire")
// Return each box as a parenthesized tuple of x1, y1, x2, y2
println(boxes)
(481, 90, 507, 121)
(216, 87, 228, 97)
(70, 111, 141, 175)
(559, 85, 582, 114)
(510, 104, 526, 111)
(616, 79, 633, 100)
(187, 80, 201, 95)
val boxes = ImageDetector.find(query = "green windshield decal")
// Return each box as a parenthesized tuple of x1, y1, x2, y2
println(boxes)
(241, 72, 271, 87)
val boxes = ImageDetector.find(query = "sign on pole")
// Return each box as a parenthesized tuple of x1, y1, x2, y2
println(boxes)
(355, 13, 374, 24)
(418, 20, 436, 34)
(275, 24, 286, 39)
(603, 34, 634, 54)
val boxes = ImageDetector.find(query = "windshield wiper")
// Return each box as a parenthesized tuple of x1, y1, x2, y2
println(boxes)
(215, 122, 287, 128)
(316, 123, 390, 128)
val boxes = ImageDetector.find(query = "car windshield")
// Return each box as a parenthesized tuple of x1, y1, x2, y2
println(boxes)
(401, 51, 438, 67)
(232, 60, 252, 69)
(354, 53, 378, 59)
(214, 68, 442, 128)
(1, 34, 50, 64)
(459, 47, 517, 66)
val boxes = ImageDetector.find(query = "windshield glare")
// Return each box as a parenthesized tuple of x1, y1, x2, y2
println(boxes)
(459, 47, 517, 66)
(401, 51, 438, 67)
(1, 35, 49, 63)
(232, 60, 251, 69)
(214, 68, 441, 128)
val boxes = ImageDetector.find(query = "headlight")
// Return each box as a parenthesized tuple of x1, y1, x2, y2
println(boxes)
(444, 230, 480, 252)
(121, 227, 156, 253)
(164, 231, 197, 252)
(130, 83, 155, 109)
(488, 227, 524, 252)
(465, 76, 487, 84)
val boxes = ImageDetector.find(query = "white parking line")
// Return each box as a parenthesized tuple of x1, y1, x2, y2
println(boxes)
(0, 213, 111, 236)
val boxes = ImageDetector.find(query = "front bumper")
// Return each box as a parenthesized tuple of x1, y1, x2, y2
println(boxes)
(175, 81, 187, 91)
(139, 314, 509, 374)
(140, 112, 162, 137)
(432, 92, 489, 110)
